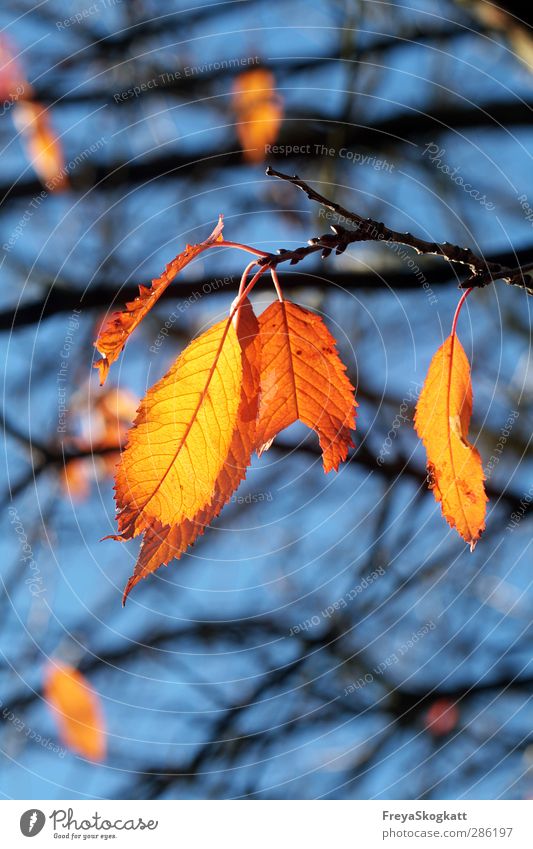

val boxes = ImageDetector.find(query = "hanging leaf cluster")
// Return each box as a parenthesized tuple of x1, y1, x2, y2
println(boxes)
(94, 212, 490, 603)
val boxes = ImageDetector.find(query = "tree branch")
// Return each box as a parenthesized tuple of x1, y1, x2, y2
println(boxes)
(2, 101, 533, 203)
(4, 243, 533, 332)
(262, 168, 533, 293)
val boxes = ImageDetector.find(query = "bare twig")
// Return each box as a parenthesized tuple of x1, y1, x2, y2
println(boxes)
(263, 168, 533, 294)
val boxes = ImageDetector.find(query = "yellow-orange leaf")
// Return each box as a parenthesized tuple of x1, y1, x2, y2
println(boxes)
(255, 300, 356, 472)
(414, 334, 487, 548)
(93, 217, 224, 385)
(44, 664, 106, 761)
(13, 101, 68, 192)
(122, 306, 259, 602)
(232, 69, 283, 163)
(114, 300, 260, 601)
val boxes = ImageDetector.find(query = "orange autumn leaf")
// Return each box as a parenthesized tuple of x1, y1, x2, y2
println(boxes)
(112, 299, 260, 601)
(93, 217, 224, 385)
(414, 334, 487, 548)
(232, 68, 283, 163)
(13, 101, 68, 192)
(44, 664, 106, 761)
(255, 300, 356, 472)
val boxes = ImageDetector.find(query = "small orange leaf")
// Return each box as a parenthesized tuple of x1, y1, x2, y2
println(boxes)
(113, 299, 260, 601)
(414, 334, 487, 548)
(13, 101, 68, 192)
(0, 36, 65, 191)
(255, 300, 356, 472)
(44, 664, 106, 761)
(0, 35, 27, 100)
(94, 217, 224, 385)
(60, 386, 138, 501)
(232, 68, 283, 163)
(61, 457, 91, 502)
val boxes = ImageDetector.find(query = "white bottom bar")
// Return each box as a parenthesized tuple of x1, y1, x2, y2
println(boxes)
(3, 799, 532, 848)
